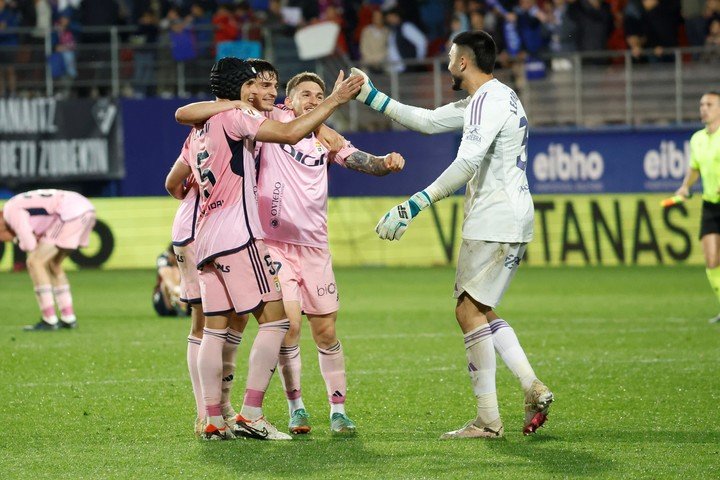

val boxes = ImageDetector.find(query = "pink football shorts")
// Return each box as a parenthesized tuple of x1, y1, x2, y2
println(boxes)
(199, 239, 282, 315)
(43, 211, 96, 250)
(265, 239, 339, 316)
(174, 242, 201, 304)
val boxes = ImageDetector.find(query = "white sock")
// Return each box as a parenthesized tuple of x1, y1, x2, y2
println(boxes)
(289, 398, 305, 414)
(464, 325, 500, 425)
(240, 406, 263, 421)
(330, 403, 346, 417)
(489, 319, 537, 392)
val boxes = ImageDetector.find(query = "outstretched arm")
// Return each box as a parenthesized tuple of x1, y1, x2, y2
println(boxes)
(350, 67, 468, 134)
(255, 71, 363, 144)
(345, 151, 404, 176)
(375, 96, 508, 240)
(175, 99, 252, 126)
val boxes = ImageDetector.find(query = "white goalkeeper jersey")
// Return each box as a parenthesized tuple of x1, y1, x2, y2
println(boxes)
(419, 79, 534, 243)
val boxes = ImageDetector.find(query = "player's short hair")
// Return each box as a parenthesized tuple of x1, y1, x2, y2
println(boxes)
(452, 31, 496, 75)
(703, 90, 720, 100)
(246, 58, 279, 83)
(209, 57, 256, 100)
(285, 72, 325, 98)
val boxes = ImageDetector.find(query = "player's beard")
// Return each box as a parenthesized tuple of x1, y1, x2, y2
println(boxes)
(451, 74, 462, 91)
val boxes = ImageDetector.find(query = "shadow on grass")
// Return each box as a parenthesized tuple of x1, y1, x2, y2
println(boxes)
(198, 434, 379, 477)
(485, 435, 615, 477)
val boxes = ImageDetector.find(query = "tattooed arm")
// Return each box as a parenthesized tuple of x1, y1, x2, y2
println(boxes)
(344, 151, 405, 176)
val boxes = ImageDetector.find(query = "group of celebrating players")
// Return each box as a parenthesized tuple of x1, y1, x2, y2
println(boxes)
(0, 30, 555, 441)
(163, 30, 553, 441)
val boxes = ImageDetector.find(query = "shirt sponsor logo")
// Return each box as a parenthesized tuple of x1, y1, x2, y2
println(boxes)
(280, 144, 326, 167)
(270, 181, 283, 222)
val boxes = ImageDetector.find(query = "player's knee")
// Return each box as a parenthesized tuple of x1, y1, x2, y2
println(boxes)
(311, 321, 337, 348)
(707, 256, 720, 269)
(285, 319, 302, 342)
(48, 261, 63, 276)
(26, 255, 46, 271)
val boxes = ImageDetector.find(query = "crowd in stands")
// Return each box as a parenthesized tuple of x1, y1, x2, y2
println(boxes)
(0, 0, 718, 97)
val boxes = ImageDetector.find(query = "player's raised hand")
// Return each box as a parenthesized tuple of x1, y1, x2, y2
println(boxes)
(375, 191, 431, 241)
(350, 67, 392, 113)
(330, 70, 364, 104)
(383, 152, 405, 172)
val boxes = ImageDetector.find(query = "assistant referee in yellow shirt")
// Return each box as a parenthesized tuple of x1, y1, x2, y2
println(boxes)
(676, 91, 720, 323)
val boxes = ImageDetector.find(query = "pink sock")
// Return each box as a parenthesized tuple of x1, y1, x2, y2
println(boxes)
(221, 329, 242, 412)
(34, 285, 57, 322)
(52, 284, 74, 319)
(318, 341, 347, 406)
(187, 335, 203, 419)
(279, 344, 302, 400)
(241, 318, 290, 419)
(198, 327, 227, 419)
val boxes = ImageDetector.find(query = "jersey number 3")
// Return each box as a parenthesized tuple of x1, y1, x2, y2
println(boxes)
(516, 116, 528, 171)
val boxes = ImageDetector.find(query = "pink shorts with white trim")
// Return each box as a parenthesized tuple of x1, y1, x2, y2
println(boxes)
(42, 211, 96, 250)
(199, 239, 282, 315)
(265, 239, 339, 315)
(174, 242, 201, 304)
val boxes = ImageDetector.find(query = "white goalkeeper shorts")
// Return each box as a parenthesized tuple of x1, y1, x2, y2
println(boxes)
(453, 240, 527, 308)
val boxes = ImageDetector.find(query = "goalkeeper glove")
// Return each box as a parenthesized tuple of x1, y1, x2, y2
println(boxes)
(350, 67, 394, 113)
(376, 191, 432, 241)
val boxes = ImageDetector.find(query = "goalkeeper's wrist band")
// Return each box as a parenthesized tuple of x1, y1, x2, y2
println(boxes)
(364, 89, 393, 113)
(408, 191, 431, 218)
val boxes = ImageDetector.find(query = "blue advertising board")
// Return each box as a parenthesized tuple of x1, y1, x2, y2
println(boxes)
(117, 98, 701, 197)
(527, 127, 700, 195)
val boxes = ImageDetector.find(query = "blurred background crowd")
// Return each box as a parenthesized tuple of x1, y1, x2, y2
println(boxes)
(0, 0, 718, 99)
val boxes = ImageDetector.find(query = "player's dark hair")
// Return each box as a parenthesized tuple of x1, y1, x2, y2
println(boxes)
(209, 57, 256, 100)
(452, 31, 496, 75)
(704, 90, 720, 99)
(246, 58, 279, 83)
(286, 72, 326, 97)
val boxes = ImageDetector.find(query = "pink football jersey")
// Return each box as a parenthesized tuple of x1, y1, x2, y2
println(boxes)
(2, 189, 94, 252)
(257, 105, 358, 247)
(179, 108, 267, 267)
(171, 182, 200, 246)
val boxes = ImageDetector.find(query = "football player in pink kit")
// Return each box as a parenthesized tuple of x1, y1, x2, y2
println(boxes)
(0, 189, 96, 331)
(166, 57, 363, 440)
(176, 66, 405, 435)
(264, 72, 405, 435)
(171, 168, 250, 438)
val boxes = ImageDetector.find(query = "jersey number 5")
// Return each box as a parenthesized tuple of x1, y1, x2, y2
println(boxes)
(196, 151, 216, 198)
(516, 116, 528, 171)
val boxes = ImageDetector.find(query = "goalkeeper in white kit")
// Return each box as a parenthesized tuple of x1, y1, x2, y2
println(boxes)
(352, 30, 553, 438)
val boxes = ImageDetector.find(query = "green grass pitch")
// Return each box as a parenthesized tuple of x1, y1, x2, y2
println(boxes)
(1, 266, 718, 479)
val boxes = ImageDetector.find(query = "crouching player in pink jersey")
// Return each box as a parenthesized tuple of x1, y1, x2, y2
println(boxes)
(177, 66, 405, 435)
(166, 57, 363, 440)
(0, 189, 95, 331)
(171, 176, 250, 438)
